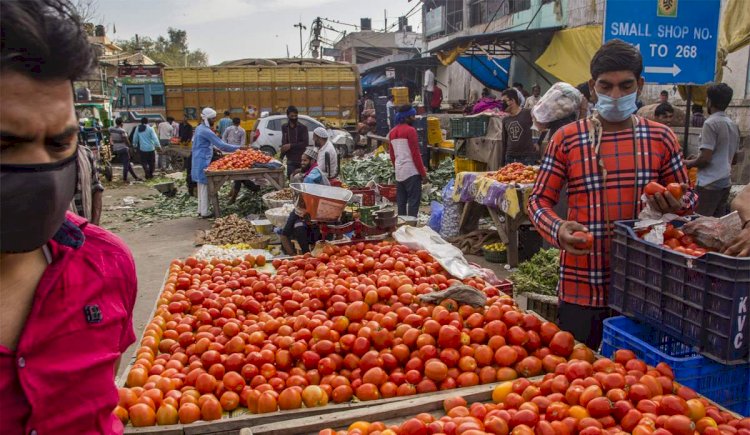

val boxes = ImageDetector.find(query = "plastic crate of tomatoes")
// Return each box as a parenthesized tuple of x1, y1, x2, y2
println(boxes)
(609, 218, 750, 365)
(601, 316, 750, 416)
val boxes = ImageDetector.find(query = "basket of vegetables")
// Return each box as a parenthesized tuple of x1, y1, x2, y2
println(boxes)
(262, 188, 295, 209)
(482, 242, 507, 263)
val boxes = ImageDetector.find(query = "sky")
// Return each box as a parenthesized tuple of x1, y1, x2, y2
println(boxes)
(95, 0, 423, 64)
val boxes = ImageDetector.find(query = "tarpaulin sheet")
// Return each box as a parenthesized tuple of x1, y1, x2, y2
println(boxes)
(535, 25, 602, 86)
(360, 72, 390, 90)
(456, 55, 511, 91)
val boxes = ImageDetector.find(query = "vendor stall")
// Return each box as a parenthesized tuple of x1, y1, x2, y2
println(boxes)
(452, 163, 539, 267)
(205, 167, 285, 217)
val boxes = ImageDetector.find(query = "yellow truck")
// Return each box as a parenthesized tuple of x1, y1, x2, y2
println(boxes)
(163, 63, 360, 132)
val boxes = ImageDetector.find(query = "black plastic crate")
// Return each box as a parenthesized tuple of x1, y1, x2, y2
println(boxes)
(609, 219, 750, 364)
(449, 116, 489, 138)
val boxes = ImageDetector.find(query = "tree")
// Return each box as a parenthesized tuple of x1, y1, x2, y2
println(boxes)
(73, 0, 101, 25)
(117, 28, 208, 67)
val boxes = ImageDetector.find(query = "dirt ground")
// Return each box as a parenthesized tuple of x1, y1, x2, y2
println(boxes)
(99, 170, 212, 378)
(103, 168, 511, 378)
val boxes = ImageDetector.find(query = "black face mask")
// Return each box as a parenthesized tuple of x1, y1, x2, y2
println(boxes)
(0, 152, 78, 253)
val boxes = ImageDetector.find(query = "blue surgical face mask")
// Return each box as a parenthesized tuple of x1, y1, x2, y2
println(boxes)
(595, 91, 638, 122)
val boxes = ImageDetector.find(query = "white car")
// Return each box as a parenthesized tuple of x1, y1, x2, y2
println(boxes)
(250, 114, 355, 157)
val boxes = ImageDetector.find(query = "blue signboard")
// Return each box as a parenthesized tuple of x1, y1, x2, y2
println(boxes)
(603, 0, 721, 85)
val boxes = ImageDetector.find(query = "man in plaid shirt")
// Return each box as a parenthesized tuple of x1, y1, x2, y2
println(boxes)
(528, 40, 697, 348)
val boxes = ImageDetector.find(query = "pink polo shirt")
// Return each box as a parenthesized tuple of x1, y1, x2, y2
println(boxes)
(0, 213, 137, 434)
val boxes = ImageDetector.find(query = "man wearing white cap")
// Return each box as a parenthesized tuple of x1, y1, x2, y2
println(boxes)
(191, 107, 247, 218)
(313, 127, 338, 180)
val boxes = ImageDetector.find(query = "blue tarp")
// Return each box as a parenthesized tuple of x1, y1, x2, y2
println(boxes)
(456, 55, 511, 91)
(361, 72, 391, 90)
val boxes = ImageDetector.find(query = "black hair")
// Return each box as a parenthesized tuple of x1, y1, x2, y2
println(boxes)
(513, 82, 524, 89)
(692, 104, 703, 114)
(1, 0, 97, 81)
(654, 103, 674, 117)
(140, 117, 149, 124)
(397, 104, 413, 113)
(232, 117, 241, 125)
(660, 90, 669, 96)
(706, 83, 733, 111)
(115, 118, 123, 126)
(286, 105, 298, 115)
(501, 89, 520, 105)
(224, 110, 230, 116)
(576, 82, 591, 99)
(590, 39, 643, 80)
(167, 116, 174, 123)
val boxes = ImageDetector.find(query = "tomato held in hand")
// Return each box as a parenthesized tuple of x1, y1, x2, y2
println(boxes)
(666, 183, 683, 200)
(644, 182, 666, 196)
(572, 231, 594, 250)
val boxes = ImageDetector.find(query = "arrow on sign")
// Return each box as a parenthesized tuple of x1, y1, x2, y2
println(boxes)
(644, 64, 682, 76)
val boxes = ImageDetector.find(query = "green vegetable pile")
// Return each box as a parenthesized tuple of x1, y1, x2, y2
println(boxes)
(510, 248, 560, 296)
(126, 179, 271, 226)
(428, 158, 454, 192)
(340, 154, 395, 188)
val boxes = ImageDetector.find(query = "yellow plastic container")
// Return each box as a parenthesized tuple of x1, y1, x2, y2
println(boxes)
(391, 87, 409, 105)
(439, 140, 455, 150)
(454, 157, 487, 174)
(427, 117, 442, 145)
(431, 152, 450, 168)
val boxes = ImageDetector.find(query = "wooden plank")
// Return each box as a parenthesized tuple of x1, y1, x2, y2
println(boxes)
(247, 383, 502, 435)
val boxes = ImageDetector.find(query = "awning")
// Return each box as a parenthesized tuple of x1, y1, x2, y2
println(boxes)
(456, 55, 512, 91)
(535, 25, 602, 86)
(360, 72, 390, 90)
(428, 27, 562, 55)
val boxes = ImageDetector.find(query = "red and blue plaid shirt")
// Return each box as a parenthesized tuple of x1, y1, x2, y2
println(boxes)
(528, 117, 697, 307)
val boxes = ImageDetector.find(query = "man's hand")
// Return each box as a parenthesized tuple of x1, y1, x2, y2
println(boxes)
(558, 220, 591, 255)
(646, 184, 687, 214)
(723, 226, 750, 257)
(280, 144, 291, 154)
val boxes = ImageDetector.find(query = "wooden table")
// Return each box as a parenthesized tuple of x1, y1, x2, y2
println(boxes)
(205, 168, 286, 217)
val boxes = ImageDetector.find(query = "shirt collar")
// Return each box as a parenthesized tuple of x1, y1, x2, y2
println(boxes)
(708, 111, 726, 118)
(51, 212, 87, 249)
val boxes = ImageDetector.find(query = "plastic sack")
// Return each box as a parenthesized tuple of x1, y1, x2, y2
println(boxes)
(532, 82, 583, 125)
(429, 201, 444, 233)
(682, 211, 742, 250)
(393, 226, 477, 279)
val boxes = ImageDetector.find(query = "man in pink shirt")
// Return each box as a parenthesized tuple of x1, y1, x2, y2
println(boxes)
(0, 1, 138, 433)
(388, 105, 427, 217)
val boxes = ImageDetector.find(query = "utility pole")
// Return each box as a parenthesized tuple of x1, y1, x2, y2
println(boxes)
(293, 22, 307, 58)
(311, 17, 323, 59)
(384, 9, 387, 32)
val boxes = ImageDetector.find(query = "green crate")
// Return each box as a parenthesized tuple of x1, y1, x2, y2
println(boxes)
(449, 116, 489, 138)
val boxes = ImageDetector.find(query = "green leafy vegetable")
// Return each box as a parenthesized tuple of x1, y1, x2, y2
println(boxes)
(340, 154, 395, 188)
(510, 248, 560, 296)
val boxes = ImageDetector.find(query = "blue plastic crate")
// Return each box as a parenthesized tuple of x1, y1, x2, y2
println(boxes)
(602, 316, 749, 416)
(609, 219, 750, 364)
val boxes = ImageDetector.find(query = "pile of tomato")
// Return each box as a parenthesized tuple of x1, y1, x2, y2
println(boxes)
(637, 224, 711, 257)
(117, 242, 592, 427)
(207, 149, 272, 171)
(322, 350, 749, 435)
(488, 163, 539, 184)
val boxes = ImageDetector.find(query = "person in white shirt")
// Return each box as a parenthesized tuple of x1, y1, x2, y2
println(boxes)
(222, 117, 246, 146)
(313, 127, 338, 180)
(157, 117, 174, 170)
(524, 84, 541, 109)
(423, 68, 435, 113)
(171, 118, 180, 138)
(157, 117, 174, 145)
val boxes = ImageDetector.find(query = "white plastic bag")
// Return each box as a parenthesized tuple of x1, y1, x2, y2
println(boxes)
(393, 226, 478, 279)
(531, 82, 583, 125)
